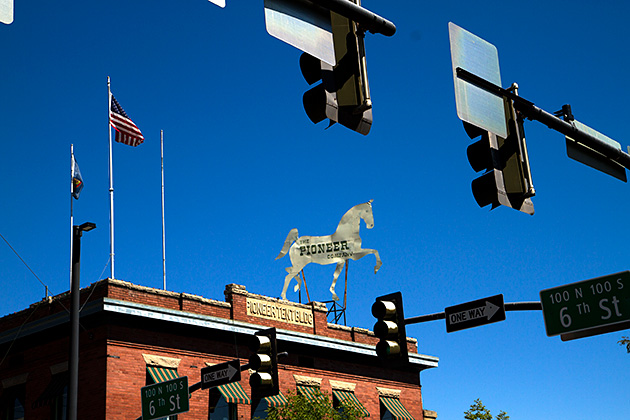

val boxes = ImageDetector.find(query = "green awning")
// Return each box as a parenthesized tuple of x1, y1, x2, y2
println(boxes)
(296, 385, 326, 402)
(332, 389, 370, 417)
(217, 382, 251, 404)
(380, 396, 414, 420)
(146, 366, 178, 384)
(264, 391, 288, 408)
(32, 372, 68, 408)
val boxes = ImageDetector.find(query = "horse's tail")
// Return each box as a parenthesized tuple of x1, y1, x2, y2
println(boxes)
(275, 228, 298, 260)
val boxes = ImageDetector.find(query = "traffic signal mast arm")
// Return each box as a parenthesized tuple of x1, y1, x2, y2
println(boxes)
(456, 67, 630, 172)
(403, 301, 542, 325)
(309, 0, 396, 36)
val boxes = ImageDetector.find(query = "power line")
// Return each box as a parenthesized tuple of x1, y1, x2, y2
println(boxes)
(0, 231, 49, 298)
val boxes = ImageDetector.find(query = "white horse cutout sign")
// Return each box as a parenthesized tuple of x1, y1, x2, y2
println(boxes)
(276, 200, 382, 301)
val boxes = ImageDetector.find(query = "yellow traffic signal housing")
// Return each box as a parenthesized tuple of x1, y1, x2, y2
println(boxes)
(372, 292, 408, 365)
(249, 328, 279, 399)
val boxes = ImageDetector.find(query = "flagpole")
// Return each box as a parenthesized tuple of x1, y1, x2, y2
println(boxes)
(70, 144, 75, 291)
(161, 130, 166, 290)
(108, 76, 115, 280)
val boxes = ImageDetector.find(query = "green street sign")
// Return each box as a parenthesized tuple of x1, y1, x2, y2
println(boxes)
(141, 376, 189, 420)
(540, 271, 630, 337)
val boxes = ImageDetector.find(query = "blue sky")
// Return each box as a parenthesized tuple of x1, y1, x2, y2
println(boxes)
(1, 0, 629, 419)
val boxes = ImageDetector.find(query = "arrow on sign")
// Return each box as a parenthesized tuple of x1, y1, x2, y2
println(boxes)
(449, 300, 501, 324)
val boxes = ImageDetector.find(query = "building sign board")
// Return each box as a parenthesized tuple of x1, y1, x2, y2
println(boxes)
(141, 376, 189, 420)
(445, 294, 506, 333)
(246, 297, 314, 327)
(201, 359, 241, 389)
(540, 271, 630, 337)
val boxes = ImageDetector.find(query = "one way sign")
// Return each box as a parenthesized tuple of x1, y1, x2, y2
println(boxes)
(445, 294, 506, 333)
(201, 359, 241, 389)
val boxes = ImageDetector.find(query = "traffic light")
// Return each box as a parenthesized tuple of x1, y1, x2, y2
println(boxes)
(371, 292, 408, 365)
(249, 327, 279, 399)
(300, 2, 372, 135)
(464, 97, 535, 215)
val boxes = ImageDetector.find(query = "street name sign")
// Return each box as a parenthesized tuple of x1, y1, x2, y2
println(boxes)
(141, 376, 189, 420)
(540, 271, 630, 338)
(566, 119, 626, 182)
(445, 294, 506, 333)
(201, 359, 241, 390)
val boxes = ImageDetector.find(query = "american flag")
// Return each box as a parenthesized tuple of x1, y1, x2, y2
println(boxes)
(110, 95, 144, 147)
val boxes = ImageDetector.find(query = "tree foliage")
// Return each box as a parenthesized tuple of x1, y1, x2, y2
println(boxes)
(261, 390, 366, 420)
(619, 336, 630, 353)
(464, 399, 509, 420)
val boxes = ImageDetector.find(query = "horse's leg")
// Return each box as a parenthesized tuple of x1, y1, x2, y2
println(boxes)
(293, 269, 302, 293)
(351, 249, 382, 273)
(282, 265, 302, 300)
(372, 249, 382, 273)
(329, 261, 345, 301)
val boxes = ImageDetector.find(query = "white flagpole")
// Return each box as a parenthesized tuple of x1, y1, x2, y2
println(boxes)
(161, 130, 166, 290)
(108, 76, 115, 280)
(70, 144, 75, 291)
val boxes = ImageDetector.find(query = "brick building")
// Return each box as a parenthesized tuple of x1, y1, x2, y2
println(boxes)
(0, 279, 438, 419)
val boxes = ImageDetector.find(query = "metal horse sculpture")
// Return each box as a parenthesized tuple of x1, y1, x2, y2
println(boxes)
(276, 200, 382, 301)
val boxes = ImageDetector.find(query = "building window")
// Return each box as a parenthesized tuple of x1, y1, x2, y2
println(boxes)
(146, 364, 180, 420)
(252, 398, 270, 419)
(332, 388, 370, 418)
(208, 390, 236, 420)
(31, 371, 68, 420)
(0, 386, 25, 420)
(251, 391, 288, 419)
(209, 382, 250, 420)
(378, 396, 414, 420)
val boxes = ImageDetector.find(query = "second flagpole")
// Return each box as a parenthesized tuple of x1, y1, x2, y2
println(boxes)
(161, 130, 166, 290)
(107, 76, 115, 280)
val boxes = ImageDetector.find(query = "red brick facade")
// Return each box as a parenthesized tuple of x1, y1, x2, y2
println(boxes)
(0, 279, 438, 419)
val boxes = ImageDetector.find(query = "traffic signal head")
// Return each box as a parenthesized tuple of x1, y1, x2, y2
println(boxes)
(249, 328, 279, 399)
(300, 4, 372, 135)
(371, 292, 408, 365)
(464, 97, 535, 215)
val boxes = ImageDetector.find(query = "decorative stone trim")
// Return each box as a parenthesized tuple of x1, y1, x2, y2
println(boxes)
(1, 373, 28, 389)
(142, 354, 180, 369)
(329, 380, 356, 392)
(50, 361, 68, 375)
(376, 387, 401, 399)
(293, 374, 322, 387)
(423, 409, 438, 420)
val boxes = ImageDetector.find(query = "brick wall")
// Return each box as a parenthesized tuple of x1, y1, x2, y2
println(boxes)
(0, 278, 430, 420)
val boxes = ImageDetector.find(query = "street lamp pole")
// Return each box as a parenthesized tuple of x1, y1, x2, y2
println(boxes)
(68, 222, 95, 420)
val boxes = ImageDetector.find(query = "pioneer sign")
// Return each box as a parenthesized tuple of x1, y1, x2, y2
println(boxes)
(276, 200, 382, 301)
